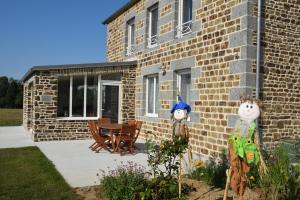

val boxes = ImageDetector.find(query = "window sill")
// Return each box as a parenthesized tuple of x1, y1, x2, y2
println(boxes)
(145, 113, 158, 118)
(56, 117, 98, 121)
(147, 43, 158, 49)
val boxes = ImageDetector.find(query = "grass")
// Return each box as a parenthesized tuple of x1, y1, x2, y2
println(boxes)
(0, 147, 80, 200)
(0, 109, 23, 126)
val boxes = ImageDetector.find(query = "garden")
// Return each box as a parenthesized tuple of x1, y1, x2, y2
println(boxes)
(76, 137, 299, 200)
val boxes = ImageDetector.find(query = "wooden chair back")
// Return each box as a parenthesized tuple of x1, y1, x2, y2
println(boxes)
(98, 117, 111, 125)
(120, 124, 136, 138)
(134, 121, 143, 143)
(128, 119, 136, 125)
(88, 120, 98, 139)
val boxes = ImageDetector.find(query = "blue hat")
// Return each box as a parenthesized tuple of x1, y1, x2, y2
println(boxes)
(170, 96, 191, 114)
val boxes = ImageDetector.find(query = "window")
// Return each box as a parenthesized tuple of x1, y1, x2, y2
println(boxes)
(86, 75, 98, 117)
(146, 75, 159, 117)
(177, 71, 191, 104)
(177, 0, 193, 38)
(72, 76, 84, 117)
(57, 77, 70, 117)
(126, 18, 135, 56)
(147, 3, 159, 48)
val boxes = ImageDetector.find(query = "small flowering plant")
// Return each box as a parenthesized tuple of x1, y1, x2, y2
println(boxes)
(99, 161, 147, 200)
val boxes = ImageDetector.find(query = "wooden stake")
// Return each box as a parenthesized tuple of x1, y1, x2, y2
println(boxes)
(179, 153, 182, 198)
(223, 167, 232, 200)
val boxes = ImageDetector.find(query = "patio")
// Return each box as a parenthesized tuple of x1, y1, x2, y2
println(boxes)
(0, 126, 148, 187)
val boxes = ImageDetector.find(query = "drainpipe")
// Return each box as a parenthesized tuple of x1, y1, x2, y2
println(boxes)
(256, 0, 263, 142)
(256, 0, 262, 99)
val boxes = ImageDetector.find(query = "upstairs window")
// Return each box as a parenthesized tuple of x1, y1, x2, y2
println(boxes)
(147, 3, 159, 48)
(146, 75, 159, 117)
(177, 70, 191, 104)
(176, 0, 193, 38)
(126, 18, 135, 56)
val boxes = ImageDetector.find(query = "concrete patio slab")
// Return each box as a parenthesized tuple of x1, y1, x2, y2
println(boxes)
(0, 126, 148, 187)
(0, 126, 34, 148)
(36, 139, 148, 187)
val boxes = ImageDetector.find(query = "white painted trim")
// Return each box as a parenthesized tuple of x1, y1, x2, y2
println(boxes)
(83, 75, 87, 117)
(145, 75, 159, 117)
(69, 76, 73, 117)
(97, 75, 101, 118)
(56, 117, 98, 121)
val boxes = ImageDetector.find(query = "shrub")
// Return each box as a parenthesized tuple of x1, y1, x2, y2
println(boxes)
(259, 146, 300, 200)
(143, 136, 190, 199)
(99, 162, 146, 200)
(190, 151, 229, 188)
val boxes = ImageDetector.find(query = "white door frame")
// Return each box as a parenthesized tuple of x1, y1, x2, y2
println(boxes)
(100, 80, 122, 124)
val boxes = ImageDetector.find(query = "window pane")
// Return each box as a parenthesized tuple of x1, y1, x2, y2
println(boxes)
(86, 75, 98, 117)
(72, 76, 84, 117)
(183, 0, 192, 23)
(155, 76, 159, 114)
(57, 77, 70, 117)
(101, 73, 121, 81)
(151, 7, 158, 36)
(180, 73, 191, 104)
(130, 23, 135, 45)
(147, 77, 154, 114)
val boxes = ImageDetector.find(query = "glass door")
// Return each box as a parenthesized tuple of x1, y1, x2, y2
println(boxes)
(101, 83, 121, 123)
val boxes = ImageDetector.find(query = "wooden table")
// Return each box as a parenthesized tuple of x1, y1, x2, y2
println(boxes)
(99, 123, 122, 152)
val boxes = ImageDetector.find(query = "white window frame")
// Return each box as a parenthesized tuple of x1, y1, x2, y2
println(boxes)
(177, 70, 191, 104)
(145, 75, 158, 117)
(57, 75, 122, 121)
(126, 18, 135, 56)
(176, 0, 193, 38)
(147, 4, 159, 48)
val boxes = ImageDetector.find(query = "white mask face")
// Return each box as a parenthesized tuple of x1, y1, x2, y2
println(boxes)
(174, 109, 185, 120)
(238, 101, 260, 123)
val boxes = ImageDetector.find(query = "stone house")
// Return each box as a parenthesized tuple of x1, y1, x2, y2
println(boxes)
(22, 0, 299, 156)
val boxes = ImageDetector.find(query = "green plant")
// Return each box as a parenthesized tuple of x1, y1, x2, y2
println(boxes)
(142, 136, 189, 199)
(190, 151, 229, 188)
(146, 136, 188, 178)
(259, 146, 300, 200)
(99, 161, 146, 200)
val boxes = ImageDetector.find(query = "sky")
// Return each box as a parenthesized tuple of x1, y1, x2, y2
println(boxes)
(0, 0, 129, 80)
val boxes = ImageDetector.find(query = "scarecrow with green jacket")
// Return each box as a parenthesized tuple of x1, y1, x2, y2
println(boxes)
(224, 96, 267, 200)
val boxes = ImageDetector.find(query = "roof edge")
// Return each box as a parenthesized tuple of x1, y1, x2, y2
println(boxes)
(21, 61, 137, 83)
(102, 0, 140, 25)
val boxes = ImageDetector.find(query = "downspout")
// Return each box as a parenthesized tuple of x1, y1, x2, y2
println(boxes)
(256, 0, 262, 99)
(256, 0, 263, 141)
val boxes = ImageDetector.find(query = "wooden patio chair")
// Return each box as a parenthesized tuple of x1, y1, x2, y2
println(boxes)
(133, 121, 143, 145)
(115, 124, 136, 154)
(87, 120, 112, 153)
(98, 117, 111, 134)
(128, 119, 136, 125)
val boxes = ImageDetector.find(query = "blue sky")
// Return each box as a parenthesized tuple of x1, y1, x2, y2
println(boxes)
(0, 0, 129, 79)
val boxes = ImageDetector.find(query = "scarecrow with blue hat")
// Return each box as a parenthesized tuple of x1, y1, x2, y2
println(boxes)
(171, 95, 191, 140)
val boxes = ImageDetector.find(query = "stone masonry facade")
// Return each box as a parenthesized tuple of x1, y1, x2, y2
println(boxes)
(104, 0, 299, 157)
(23, 65, 136, 141)
(259, 0, 300, 148)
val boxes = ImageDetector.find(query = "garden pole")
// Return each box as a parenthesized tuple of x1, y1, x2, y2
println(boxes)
(179, 153, 182, 198)
(223, 167, 232, 200)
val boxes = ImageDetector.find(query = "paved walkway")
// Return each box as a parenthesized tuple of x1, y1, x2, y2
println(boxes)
(0, 126, 148, 187)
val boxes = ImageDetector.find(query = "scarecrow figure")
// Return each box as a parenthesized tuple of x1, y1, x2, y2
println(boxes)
(170, 95, 191, 140)
(224, 96, 267, 200)
(170, 95, 192, 198)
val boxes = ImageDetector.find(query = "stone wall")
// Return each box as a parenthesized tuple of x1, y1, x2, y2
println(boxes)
(23, 65, 136, 141)
(260, 0, 300, 148)
(105, 0, 261, 157)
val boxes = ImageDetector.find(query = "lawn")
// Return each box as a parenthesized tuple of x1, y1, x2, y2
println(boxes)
(0, 109, 23, 126)
(0, 147, 79, 200)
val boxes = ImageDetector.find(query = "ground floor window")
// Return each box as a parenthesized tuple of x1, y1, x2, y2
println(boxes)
(57, 74, 120, 119)
(177, 70, 191, 104)
(146, 75, 159, 117)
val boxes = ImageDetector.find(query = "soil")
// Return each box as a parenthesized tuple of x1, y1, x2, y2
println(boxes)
(74, 179, 263, 200)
